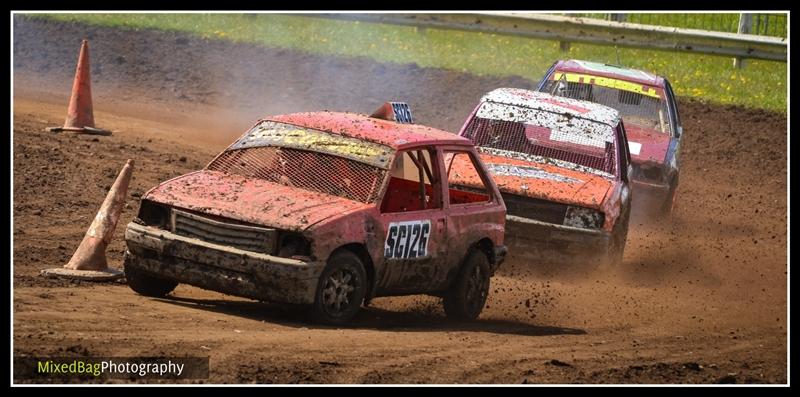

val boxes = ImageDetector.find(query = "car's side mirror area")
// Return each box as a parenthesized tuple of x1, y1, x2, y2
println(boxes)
(627, 164, 634, 184)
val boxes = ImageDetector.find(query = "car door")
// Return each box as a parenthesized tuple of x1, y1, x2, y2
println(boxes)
(441, 147, 502, 279)
(375, 146, 449, 295)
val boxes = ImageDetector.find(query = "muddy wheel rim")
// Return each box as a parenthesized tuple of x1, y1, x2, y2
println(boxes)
(465, 264, 488, 314)
(321, 269, 357, 316)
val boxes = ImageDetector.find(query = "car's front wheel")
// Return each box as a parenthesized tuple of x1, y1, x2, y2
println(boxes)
(124, 254, 178, 297)
(311, 250, 367, 325)
(443, 249, 491, 320)
(659, 175, 679, 218)
(604, 206, 630, 267)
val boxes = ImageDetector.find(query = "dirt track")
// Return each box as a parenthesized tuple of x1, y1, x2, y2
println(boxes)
(12, 16, 788, 383)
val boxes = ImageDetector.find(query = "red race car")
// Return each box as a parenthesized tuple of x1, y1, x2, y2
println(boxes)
(123, 103, 507, 324)
(538, 59, 683, 217)
(457, 88, 632, 266)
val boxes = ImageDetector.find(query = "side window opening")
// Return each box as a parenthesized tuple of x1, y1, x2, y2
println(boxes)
(617, 121, 631, 184)
(665, 79, 682, 133)
(381, 148, 441, 213)
(444, 151, 491, 205)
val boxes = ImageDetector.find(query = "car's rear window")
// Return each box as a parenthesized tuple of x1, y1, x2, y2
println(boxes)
(463, 102, 617, 177)
(207, 121, 393, 203)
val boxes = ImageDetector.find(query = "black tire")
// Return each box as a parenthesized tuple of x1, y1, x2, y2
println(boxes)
(443, 249, 491, 320)
(604, 206, 630, 267)
(124, 255, 178, 297)
(311, 250, 367, 325)
(659, 175, 679, 218)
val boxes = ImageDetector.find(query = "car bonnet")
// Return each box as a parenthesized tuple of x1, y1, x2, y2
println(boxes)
(472, 151, 614, 210)
(624, 123, 672, 164)
(143, 170, 371, 232)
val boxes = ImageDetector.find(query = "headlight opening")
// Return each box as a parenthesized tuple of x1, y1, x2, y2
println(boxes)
(563, 206, 604, 229)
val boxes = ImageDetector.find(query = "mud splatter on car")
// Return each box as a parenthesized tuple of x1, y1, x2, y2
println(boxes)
(457, 88, 632, 266)
(538, 59, 684, 218)
(124, 104, 508, 324)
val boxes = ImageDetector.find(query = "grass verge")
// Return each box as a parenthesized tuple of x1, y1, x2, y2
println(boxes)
(26, 13, 787, 112)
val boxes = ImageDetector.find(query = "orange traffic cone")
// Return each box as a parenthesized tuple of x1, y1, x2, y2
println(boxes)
(41, 159, 134, 281)
(46, 40, 112, 136)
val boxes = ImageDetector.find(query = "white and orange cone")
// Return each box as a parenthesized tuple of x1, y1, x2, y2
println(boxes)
(46, 39, 112, 136)
(41, 159, 134, 281)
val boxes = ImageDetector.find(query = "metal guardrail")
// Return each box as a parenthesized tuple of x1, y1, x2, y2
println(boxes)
(558, 13, 787, 38)
(314, 13, 787, 62)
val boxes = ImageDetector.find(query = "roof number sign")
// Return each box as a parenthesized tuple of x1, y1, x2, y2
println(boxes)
(391, 102, 414, 124)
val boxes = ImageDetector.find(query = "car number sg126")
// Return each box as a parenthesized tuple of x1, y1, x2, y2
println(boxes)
(384, 220, 431, 259)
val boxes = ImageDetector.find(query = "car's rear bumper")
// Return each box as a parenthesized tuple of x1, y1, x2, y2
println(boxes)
(124, 222, 325, 305)
(504, 215, 611, 261)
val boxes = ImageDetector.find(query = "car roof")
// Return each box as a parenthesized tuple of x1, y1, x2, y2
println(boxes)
(265, 111, 471, 150)
(553, 59, 665, 87)
(480, 88, 620, 127)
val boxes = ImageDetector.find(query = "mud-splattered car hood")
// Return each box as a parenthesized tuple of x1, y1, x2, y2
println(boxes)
(624, 123, 671, 164)
(472, 152, 613, 209)
(143, 170, 371, 231)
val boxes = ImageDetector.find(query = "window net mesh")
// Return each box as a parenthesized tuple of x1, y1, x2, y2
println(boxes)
(208, 146, 386, 203)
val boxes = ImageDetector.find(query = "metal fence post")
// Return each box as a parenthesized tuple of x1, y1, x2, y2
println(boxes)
(734, 13, 754, 68)
(609, 13, 627, 22)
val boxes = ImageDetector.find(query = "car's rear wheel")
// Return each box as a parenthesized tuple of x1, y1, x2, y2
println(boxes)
(124, 254, 178, 297)
(311, 250, 367, 325)
(443, 249, 491, 320)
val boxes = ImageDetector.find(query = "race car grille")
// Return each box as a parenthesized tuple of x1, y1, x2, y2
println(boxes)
(501, 193, 568, 224)
(171, 209, 277, 254)
(207, 147, 386, 204)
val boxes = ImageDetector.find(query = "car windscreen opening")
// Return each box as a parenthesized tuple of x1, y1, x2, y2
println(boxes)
(543, 77, 672, 135)
(462, 102, 617, 177)
(207, 146, 387, 204)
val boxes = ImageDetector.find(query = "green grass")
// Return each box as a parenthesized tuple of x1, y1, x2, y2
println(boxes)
(26, 13, 787, 112)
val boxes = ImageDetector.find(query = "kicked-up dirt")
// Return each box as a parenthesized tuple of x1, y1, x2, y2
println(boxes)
(12, 16, 788, 384)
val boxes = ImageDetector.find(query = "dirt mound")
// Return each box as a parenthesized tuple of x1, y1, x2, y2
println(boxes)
(12, 15, 786, 383)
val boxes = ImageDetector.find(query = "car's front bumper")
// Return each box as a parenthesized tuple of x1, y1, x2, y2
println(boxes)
(491, 245, 508, 273)
(124, 222, 325, 305)
(504, 215, 611, 261)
